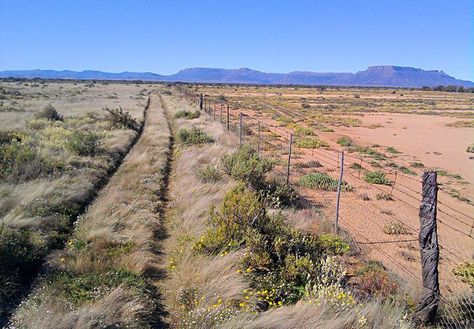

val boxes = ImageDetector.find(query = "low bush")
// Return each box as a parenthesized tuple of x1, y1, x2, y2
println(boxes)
(296, 137, 329, 149)
(298, 172, 353, 191)
(35, 105, 63, 121)
(337, 136, 354, 147)
(104, 106, 140, 131)
(175, 110, 201, 119)
(410, 162, 424, 168)
(196, 164, 222, 183)
(353, 146, 386, 160)
(178, 127, 214, 146)
(220, 144, 273, 189)
(398, 166, 416, 176)
(467, 144, 474, 153)
(376, 193, 393, 201)
(261, 175, 300, 208)
(65, 130, 101, 156)
(383, 221, 408, 235)
(364, 171, 391, 185)
(354, 261, 399, 298)
(350, 162, 363, 170)
(386, 146, 400, 154)
(453, 262, 474, 287)
(294, 160, 322, 169)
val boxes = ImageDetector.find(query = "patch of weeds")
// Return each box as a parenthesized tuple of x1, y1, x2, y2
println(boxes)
(410, 162, 424, 168)
(376, 193, 393, 201)
(178, 127, 214, 146)
(364, 171, 391, 185)
(275, 115, 293, 124)
(175, 110, 201, 119)
(294, 160, 322, 169)
(467, 144, 474, 153)
(380, 209, 394, 216)
(354, 146, 386, 160)
(296, 137, 329, 149)
(337, 136, 354, 147)
(453, 262, 474, 287)
(399, 166, 416, 176)
(370, 160, 383, 168)
(298, 172, 353, 191)
(383, 221, 408, 235)
(354, 261, 398, 298)
(220, 144, 274, 189)
(65, 130, 101, 156)
(349, 162, 363, 170)
(360, 193, 371, 201)
(35, 104, 63, 121)
(196, 164, 222, 183)
(261, 175, 300, 209)
(51, 268, 147, 305)
(386, 146, 401, 154)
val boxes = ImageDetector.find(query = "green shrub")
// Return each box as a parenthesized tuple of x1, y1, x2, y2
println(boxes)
(261, 175, 300, 208)
(453, 262, 474, 287)
(35, 104, 63, 121)
(399, 166, 416, 176)
(298, 172, 353, 191)
(383, 221, 408, 235)
(364, 171, 391, 185)
(178, 127, 214, 146)
(65, 130, 101, 156)
(316, 233, 350, 255)
(386, 146, 400, 154)
(103, 106, 140, 131)
(410, 162, 424, 168)
(220, 144, 274, 189)
(293, 125, 314, 136)
(353, 146, 386, 160)
(337, 136, 354, 147)
(294, 160, 322, 169)
(467, 144, 474, 153)
(354, 261, 399, 298)
(296, 137, 329, 149)
(175, 110, 201, 119)
(196, 164, 222, 183)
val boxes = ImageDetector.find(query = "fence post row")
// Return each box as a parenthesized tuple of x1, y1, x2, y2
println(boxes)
(335, 151, 344, 233)
(286, 133, 293, 185)
(415, 171, 440, 325)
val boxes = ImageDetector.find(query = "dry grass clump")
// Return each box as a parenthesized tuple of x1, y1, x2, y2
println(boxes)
(9, 95, 168, 328)
(383, 221, 409, 235)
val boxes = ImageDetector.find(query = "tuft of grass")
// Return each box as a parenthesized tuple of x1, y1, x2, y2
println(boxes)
(298, 172, 353, 191)
(337, 136, 354, 147)
(296, 137, 329, 149)
(178, 127, 214, 146)
(376, 193, 394, 201)
(383, 221, 408, 235)
(386, 146, 401, 154)
(398, 166, 416, 176)
(349, 162, 363, 170)
(410, 162, 424, 168)
(364, 171, 391, 185)
(196, 164, 222, 183)
(453, 262, 474, 287)
(65, 130, 101, 156)
(294, 160, 322, 169)
(175, 110, 201, 119)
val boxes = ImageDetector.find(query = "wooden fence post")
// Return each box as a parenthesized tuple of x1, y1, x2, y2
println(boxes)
(286, 133, 293, 185)
(415, 171, 440, 325)
(239, 112, 243, 145)
(199, 94, 203, 111)
(257, 121, 261, 153)
(335, 151, 344, 233)
(227, 105, 230, 131)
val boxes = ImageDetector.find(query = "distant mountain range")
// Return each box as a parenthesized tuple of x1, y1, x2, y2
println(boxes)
(1, 66, 472, 87)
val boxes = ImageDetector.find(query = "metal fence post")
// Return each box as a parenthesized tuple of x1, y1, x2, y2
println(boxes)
(415, 171, 440, 325)
(227, 105, 230, 131)
(286, 133, 293, 185)
(335, 151, 344, 233)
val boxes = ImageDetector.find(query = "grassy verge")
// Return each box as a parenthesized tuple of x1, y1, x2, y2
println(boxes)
(9, 95, 171, 328)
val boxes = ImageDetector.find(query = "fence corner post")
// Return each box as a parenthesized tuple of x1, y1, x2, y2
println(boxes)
(414, 171, 440, 325)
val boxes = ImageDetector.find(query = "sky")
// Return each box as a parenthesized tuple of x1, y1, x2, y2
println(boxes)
(0, 0, 473, 81)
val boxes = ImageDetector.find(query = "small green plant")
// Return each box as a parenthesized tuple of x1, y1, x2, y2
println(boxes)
(175, 110, 201, 119)
(35, 104, 63, 121)
(294, 160, 322, 169)
(386, 146, 400, 154)
(410, 162, 424, 168)
(376, 193, 393, 201)
(337, 136, 354, 147)
(296, 137, 329, 149)
(453, 262, 474, 287)
(196, 164, 222, 183)
(467, 144, 474, 153)
(398, 166, 416, 176)
(298, 172, 353, 191)
(178, 127, 214, 146)
(364, 171, 391, 185)
(220, 144, 274, 189)
(383, 221, 408, 235)
(349, 162, 363, 170)
(65, 130, 101, 156)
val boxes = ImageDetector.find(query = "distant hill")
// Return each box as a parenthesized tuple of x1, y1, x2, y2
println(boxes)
(1, 66, 472, 87)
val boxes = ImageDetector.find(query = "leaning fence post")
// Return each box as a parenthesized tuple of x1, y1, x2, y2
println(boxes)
(335, 151, 344, 233)
(415, 171, 440, 325)
(239, 112, 243, 145)
(286, 133, 293, 185)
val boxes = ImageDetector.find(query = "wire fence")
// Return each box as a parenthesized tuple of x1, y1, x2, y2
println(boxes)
(179, 87, 473, 328)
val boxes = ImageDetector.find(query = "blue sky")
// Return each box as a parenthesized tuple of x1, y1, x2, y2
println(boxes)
(0, 0, 473, 80)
